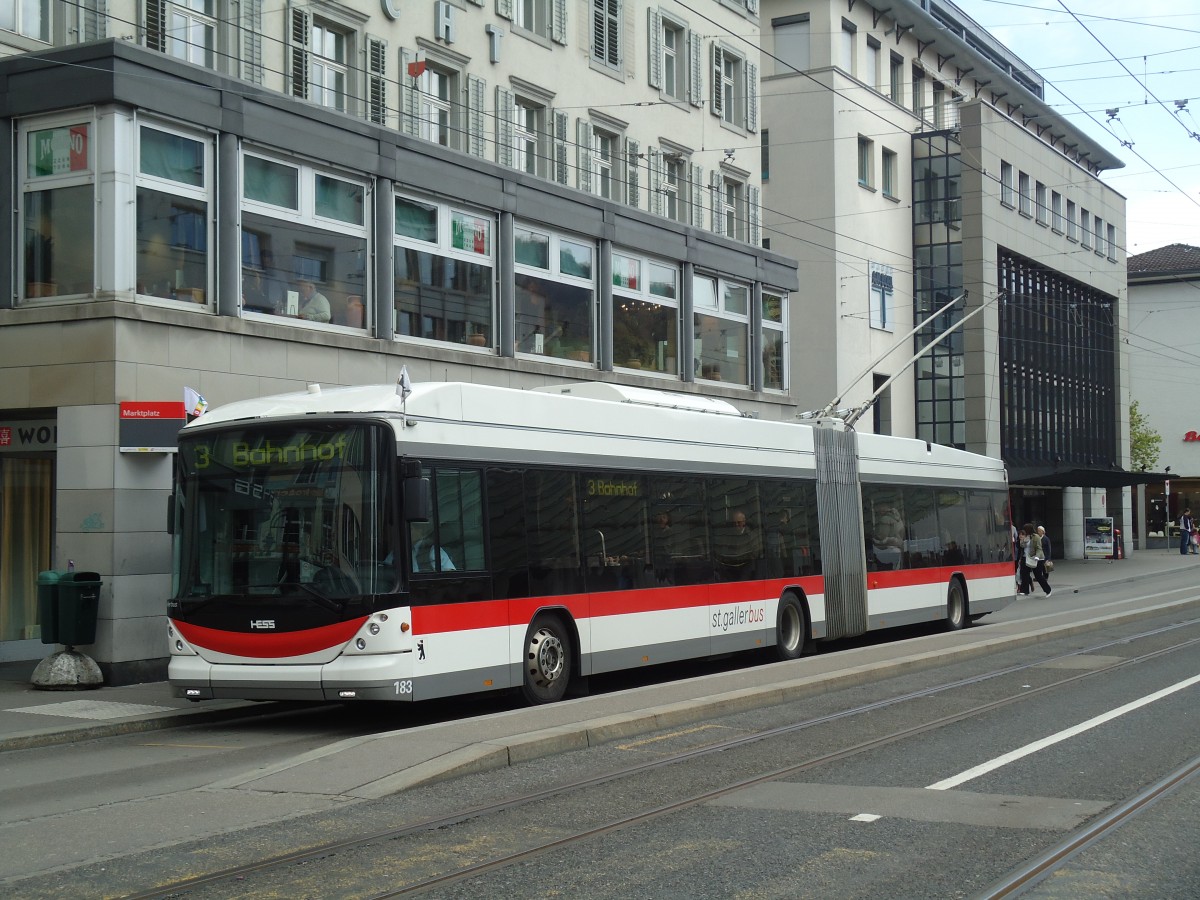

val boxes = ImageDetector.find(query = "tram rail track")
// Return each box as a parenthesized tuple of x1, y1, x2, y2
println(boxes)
(124, 617, 1200, 899)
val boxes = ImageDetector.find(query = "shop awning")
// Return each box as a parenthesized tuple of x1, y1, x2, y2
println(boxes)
(1009, 467, 1171, 489)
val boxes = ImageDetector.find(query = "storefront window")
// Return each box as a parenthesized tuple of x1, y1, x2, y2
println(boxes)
(394, 194, 495, 347)
(612, 252, 679, 375)
(694, 276, 750, 385)
(136, 123, 212, 306)
(762, 289, 788, 391)
(21, 121, 94, 300)
(0, 431, 54, 643)
(515, 226, 595, 363)
(241, 151, 369, 329)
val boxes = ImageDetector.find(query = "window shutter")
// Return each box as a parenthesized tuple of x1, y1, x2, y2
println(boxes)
(625, 139, 640, 209)
(468, 0, 483, 5)
(290, 8, 311, 101)
(746, 0, 759, 15)
(746, 62, 758, 132)
(367, 36, 388, 125)
(711, 45, 724, 119)
(144, 0, 166, 53)
(242, 0, 264, 84)
(496, 87, 515, 168)
(711, 169, 724, 235)
(82, 0, 108, 41)
(554, 112, 569, 184)
(496, 0, 513, 21)
(688, 31, 703, 108)
(467, 75, 486, 157)
(576, 120, 593, 194)
(647, 8, 662, 89)
(398, 48, 417, 135)
(689, 163, 704, 228)
(647, 147, 662, 217)
(552, 0, 567, 45)
(749, 185, 761, 247)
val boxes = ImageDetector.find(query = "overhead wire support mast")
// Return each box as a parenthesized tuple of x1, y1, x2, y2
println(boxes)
(803, 290, 970, 422)
(843, 292, 1007, 428)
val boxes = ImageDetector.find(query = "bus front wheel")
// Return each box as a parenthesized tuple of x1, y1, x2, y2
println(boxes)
(945, 579, 967, 632)
(775, 592, 808, 661)
(521, 615, 572, 704)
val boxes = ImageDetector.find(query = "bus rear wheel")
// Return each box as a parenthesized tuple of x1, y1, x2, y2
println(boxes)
(945, 579, 967, 632)
(521, 615, 572, 704)
(775, 592, 807, 661)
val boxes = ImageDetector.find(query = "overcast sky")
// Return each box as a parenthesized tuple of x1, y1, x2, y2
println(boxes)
(954, 0, 1200, 257)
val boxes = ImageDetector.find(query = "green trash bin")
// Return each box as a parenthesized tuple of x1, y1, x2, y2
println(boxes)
(56, 571, 102, 646)
(37, 570, 66, 644)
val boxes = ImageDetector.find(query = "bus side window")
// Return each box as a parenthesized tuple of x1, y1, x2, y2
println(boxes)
(863, 484, 906, 571)
(487, 468, 529, 598)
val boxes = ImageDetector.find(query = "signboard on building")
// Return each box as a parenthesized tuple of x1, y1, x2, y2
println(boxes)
(119, 402, 186, 453)
(28, 124, 89, 177)
(0, 419, 57, 453)
(1084, 516, 1115, 559)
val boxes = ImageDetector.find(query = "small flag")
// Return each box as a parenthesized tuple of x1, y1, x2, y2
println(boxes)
(184, 386, 208, 418)
(407, 60, 426, 79)
(398, 366, 413, 401)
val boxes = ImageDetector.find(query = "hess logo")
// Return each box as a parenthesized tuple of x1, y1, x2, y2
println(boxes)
(250, 619, 276, 630)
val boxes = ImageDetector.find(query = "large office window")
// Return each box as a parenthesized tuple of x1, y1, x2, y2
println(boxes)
(21, 117, 95, 300)
(394, 195, 495, 348)
(240, 151, 368, 328)
(612, 252, 679, 375)
(515, 226, 595, 363)
(136, 122, 212, 307)
(694, 275, 749, 385)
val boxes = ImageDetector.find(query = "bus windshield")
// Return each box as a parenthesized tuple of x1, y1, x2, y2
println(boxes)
(172, 422, 393, 607)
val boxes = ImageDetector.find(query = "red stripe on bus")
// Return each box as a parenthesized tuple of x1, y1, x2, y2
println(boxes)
(173, 618, 367, 658)
(408, 565, 1003, 635)
(865, 561, 1012, 589)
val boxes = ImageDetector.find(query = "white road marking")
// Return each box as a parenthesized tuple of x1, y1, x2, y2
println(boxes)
(850, 813, 881, 822)
(927, 673, 1200, 791)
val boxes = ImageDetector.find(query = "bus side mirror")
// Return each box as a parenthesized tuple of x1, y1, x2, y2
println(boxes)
(166, 495, 175, 535)
(404, 476, 431, 522)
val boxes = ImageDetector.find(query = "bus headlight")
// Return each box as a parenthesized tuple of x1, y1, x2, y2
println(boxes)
(369, 623, 380, 635)
(356, 638, 367, 650)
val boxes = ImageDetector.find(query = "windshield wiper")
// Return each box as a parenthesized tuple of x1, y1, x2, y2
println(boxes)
(281, 580, 346, 614)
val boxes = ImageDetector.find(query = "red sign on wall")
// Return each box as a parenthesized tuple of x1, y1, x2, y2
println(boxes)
(119, 402, 187, 452)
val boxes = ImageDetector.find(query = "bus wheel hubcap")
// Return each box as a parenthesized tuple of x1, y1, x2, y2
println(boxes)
(531, 628, 564, 683)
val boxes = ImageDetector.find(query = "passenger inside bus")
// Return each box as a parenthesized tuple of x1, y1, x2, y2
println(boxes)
(410, 521, 456, 573)
(715, 510, 763, 580)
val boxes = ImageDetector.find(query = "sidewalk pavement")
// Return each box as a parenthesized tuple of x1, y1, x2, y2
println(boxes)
(2, 548, 1197, 784)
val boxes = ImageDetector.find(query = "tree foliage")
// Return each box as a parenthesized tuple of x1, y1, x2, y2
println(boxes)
(1129, 400, 1161, 472)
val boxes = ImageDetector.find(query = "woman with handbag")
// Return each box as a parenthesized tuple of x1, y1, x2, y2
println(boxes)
(1018, 523, 1052, 597)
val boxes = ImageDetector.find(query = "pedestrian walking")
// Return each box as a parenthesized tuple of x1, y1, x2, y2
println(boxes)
(1179, 508, 1195, 556)
(1018, 523, 1052, 596)
(1036, 525, 1053, 581)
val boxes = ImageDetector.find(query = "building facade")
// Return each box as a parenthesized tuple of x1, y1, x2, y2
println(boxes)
(0, 2, 799, 677)
(759, 0, 1133, 557)
(1127, 244, 1200, 541)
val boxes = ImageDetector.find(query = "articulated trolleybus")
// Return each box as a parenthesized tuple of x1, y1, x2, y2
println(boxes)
(167, 381, 1014, 705)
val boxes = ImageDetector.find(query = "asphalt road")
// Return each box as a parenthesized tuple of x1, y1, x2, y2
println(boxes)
(1, 568, 1195, 898)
